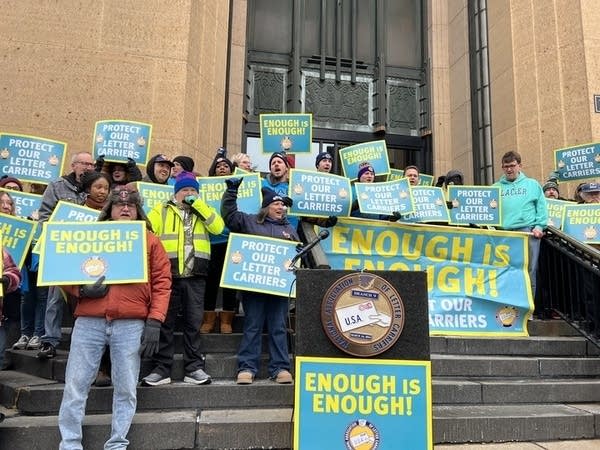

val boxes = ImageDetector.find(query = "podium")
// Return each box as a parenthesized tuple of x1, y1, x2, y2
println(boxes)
(295, 269, 430, 360)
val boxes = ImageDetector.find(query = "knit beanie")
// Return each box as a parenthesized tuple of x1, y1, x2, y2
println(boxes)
(173, 156, 195, 172)
(315, 152, 333, 167)
(542, 180, 560, 194)
(174, 171, 199, 194)
(444, 169, 464, 186)
(269, 152, 290, 168)
(261, 188, 292, 208)
(357, 162, 375, 180)
(208, 156, 234, 176)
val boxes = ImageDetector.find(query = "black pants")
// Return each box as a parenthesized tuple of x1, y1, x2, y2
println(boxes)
(152, 277, 206, 376)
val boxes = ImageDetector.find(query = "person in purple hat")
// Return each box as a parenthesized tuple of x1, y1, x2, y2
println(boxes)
(142, 171, 224, 386)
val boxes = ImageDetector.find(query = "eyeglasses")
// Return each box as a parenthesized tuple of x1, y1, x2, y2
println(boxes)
(501, 163, 519, 169)
(75, 161, 95, 167)
(113, 202, 135, 208)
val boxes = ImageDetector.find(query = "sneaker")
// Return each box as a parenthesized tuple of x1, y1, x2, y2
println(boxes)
(37, 342, 56, 359)
(236, 370, 254, 385)
(26, 336, 41, 350)
(274, 370, 293, 384)
(141, 372, 171, 386)
(183, 368, 212, 385)
(12, 335, 30, 350)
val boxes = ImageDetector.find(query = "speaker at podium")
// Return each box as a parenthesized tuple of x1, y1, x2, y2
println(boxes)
(294, 269, 430, 361)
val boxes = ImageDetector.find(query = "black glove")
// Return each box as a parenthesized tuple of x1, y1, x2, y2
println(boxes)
(225, 177, 243, 192)
(94, 155, 105, 172)
(435, 176, 446, 188)
(126, 157, 137, 170)
(324, 216, 338, 228)
(390, 211, 402, 222)
(80, 276, 109, 299)
(1, 276, 9, 291)
(446, 201, 454, 209)
(217, 147, 227, 157)
(295, 243, 304, 253)
(139, 318, 161, 358)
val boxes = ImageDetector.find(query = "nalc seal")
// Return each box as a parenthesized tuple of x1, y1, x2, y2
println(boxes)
(321, 273, 405, 357)
(344, 419, 380, 450)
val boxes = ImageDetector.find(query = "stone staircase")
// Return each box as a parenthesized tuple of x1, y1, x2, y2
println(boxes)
(0, 319, 599, 449)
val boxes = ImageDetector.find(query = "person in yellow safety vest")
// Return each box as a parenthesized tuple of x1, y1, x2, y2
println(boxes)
(142, 171, 225, 386)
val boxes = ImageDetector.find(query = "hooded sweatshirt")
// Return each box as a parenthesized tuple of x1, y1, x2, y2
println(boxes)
(494, 171, 548, 232)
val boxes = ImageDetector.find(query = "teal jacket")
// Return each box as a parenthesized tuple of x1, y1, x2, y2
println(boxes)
(494, 172, 548, 232)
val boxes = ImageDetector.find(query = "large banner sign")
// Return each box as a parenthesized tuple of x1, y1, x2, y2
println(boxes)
(355, 179, 413, 216)
(562, 203, 600, 244)
(93, 119, 152, 165)
(0, 188, 42, 220)
(197, 172, 261, 214)
(260, 113, 312, 153)
(320, 218, 533, 336)
(546, 198, 569, 229)
(402, 186, 450, 223)
(339, 141, 391, 180)
(136, 182, 173, 214)
(38, 221, 148, 286)
(0, 133, 66, 185)
(294, 357, 433, 450)
(0, 213, 37, 269)
(447, 186, 501, 226)
(554, 143, 600, 181)
(220, 233, 300, 297)
(288, 169, 352, 218)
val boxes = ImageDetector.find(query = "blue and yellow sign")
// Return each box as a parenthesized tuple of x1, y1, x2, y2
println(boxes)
(546, 198, 569, 229)
(554, 142, 600, 181)
(0, 213, 37, 269)
(93, 119, 152, 165)
(355, 179, 413, 216)
(49, 201, 100, 223)
(320, 218, 533, 336)
(136, 182, 173, 214)
(0, 188, 42, 220)
(388, 169, 434, 186)
(562, 203, 600, 244)
(260, 113, 312, 153)
(447, 186, 501, 226)
(294, 356, 432, 450)
(402, 186, 450, 223)
(339, 141, 391, 180)
(0, 133, 66, 185)
(38, 221, 148, 286)
(197, 172, 261, 214)
(221, 233, 300, 297)
(288, 169, 352, 218)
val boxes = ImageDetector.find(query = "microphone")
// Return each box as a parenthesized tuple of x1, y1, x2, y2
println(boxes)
(289, 229, 330, 269)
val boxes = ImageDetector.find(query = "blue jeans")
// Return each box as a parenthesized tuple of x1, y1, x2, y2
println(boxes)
(238, 292, 290, 378)
(58, 317, 144, 450)
(21, 278, 48, 337)
(41, 286, 63, 347)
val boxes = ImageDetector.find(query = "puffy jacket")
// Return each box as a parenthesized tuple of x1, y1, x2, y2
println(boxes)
(61, 232, 171, 322)
(221, 189, 299, 241)
(38, 173, 85, 222)
(148, 198, 225, 277)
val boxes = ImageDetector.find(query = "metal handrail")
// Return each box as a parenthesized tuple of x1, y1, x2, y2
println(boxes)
(536, 226, 600, 348)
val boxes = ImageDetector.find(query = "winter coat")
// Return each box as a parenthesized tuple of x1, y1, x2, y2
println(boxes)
(38, 173, 85, 222)
(61, 232, 171, 323)
(0, 249, 22, 322)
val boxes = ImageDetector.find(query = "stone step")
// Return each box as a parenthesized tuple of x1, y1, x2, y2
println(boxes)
(432, 354, 600, 378)
(432, 378, 600, 404)
(0, 410, 197, 450)
(433, 403, 600, 444)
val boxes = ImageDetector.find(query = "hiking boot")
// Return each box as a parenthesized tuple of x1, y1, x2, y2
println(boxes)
(274, 370, 293, 384)
(12, 335, 30, 350)
(236, 371, 254, 385)
(141, 372, 171, 386)
(37, 342, 56, 359)
(183, 368, 212, 385)
(26, 336, 41, 350)
(200, 311, 217, 333)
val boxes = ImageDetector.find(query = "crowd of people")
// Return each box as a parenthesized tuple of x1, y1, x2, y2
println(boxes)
(0, 144, 598, 448)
